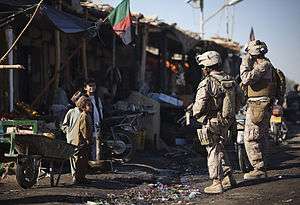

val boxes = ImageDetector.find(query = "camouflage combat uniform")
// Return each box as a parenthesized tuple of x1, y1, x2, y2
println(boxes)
(193, 70, 233, 181)
(240, 54, 274, 173)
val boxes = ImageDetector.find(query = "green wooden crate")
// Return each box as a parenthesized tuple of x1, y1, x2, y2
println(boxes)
(0, 120, 38, 134)
(0, 120, 38, 158)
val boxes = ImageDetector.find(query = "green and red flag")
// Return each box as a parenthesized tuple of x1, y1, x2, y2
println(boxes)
(107, 0, 132, 45)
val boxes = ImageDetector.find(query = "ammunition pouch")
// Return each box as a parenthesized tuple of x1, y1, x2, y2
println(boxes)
(197, 127, 213, 146)
(197, 117, 227, 146)
(249, 100, 270, 124)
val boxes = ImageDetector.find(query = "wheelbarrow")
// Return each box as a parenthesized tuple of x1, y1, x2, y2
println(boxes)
(0, 120, 76, 189)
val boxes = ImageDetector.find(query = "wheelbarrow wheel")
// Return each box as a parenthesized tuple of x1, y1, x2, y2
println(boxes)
(16, 157, 39, 189)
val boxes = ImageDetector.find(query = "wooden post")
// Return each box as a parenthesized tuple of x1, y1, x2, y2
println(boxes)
(139, 25, 148, 84)
(112, 34, 116, 69)
(159, 32, 167, 92)
(54, 0, 62, 89)
(42, 40, 48, 88)
(5, 28, 14, 112)
(82, 8, 88, 80)
(82, 39, 87, 80)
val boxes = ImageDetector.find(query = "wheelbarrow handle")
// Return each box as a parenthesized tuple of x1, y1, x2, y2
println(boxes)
(73, 144, 89, 156)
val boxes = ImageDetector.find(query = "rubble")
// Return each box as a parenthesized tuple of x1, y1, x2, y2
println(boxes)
(101, 180, 203, 204)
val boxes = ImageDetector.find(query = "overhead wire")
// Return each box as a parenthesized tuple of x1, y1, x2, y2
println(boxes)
(216, 8, 225, 36)
(0, 4, 39, 29)
(0, 4, 38, 24)
(0, 0, 44, 64)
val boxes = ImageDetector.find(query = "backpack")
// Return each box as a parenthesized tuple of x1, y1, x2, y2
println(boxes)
(210, 75, 245, 121)
(273, 68, 286, 105)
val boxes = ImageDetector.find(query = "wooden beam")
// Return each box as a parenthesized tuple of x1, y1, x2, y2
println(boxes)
(0, 65, 25, 70)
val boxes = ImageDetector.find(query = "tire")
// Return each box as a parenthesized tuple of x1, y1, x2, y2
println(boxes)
(104, 130, 136, 162)
(273, 125, 280, 145)
(16, 157, 39, 189)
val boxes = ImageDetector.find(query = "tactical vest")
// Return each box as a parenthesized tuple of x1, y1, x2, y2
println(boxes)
(247, 77, 275, 98)
(247, 60, 277, 98)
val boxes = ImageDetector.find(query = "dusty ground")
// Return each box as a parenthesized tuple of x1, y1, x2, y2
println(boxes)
(0, 125, 300, 205)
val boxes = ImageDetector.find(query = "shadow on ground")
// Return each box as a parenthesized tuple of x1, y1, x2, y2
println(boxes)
(236, 174, 300, 189)
(0, 195, 103, 205)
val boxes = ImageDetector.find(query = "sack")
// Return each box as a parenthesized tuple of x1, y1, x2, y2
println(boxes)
(249, 101, 269, 124)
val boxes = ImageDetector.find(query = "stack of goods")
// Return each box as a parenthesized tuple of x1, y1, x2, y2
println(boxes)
(15, 101, 40, 118)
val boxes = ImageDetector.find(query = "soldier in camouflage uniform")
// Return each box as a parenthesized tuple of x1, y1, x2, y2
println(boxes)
(192, 51, 237, 194)
(240, 40, 275, 180)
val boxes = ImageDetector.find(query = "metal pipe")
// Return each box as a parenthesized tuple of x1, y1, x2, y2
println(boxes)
(200, 8, 204, 38)
(204, 0, 243, 25)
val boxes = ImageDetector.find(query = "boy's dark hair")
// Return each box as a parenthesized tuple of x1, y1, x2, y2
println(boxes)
(84, 78, 96, 87)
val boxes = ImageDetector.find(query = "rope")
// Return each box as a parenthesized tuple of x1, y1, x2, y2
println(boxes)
(0, 0, 44, 64)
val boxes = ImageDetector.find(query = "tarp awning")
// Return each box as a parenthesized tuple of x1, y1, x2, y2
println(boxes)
(42, 5, 93, 34)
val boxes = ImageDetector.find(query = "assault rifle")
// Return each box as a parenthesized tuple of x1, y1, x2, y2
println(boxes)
(177, 104, 202, 129)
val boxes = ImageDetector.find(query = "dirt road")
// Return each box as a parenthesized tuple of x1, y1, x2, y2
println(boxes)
(0, 126, 300, 205)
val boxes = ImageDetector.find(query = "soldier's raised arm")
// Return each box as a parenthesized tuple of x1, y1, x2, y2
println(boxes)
(240, 40, 270, 86)
(240, 54, 271, 86)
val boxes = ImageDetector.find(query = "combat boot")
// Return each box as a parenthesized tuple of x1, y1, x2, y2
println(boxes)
(204, 179, 224, 194)
(222, 174, 237, 189)
(244, 170, 267, 180)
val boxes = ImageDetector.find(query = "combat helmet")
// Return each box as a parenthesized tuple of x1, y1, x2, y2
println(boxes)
(246, 40, 268, 56)
(195, 51, 221, 67)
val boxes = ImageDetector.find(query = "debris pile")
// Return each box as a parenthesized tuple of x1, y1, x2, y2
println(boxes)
(102, 181, 202, 204)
